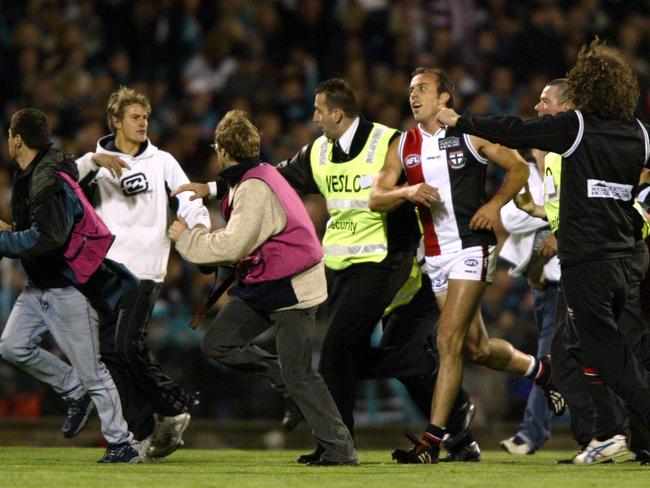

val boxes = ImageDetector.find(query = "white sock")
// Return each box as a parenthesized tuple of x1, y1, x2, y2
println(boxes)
(524, 355, 537, 377)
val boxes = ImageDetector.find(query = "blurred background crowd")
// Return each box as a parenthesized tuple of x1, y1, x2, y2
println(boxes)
(0, 0, 648, 431)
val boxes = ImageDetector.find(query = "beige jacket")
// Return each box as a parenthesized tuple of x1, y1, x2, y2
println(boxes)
(175, 178, 327, 310)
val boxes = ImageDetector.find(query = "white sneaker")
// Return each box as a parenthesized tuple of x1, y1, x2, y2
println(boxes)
(573, 435, 630, 465)
(147, 413, 191, 459)
(500, 436, 534, 455)
(138, 436, 154, 461)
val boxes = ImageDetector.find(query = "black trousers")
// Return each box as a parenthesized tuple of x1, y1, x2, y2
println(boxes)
(562, 251, 650, 436)
(555, 242, 650, 445)
(100, 280, 192, 440)
(319, 251, 439, 435)
(551, 286, 598, 447)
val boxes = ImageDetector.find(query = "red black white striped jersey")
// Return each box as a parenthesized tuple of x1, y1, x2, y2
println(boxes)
(399, 124, 497, 256)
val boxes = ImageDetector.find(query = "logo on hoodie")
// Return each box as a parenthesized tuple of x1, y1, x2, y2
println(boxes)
(121, 173, 149, 196)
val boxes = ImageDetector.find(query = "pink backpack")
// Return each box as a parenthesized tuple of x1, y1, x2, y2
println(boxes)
(58, 171, 115, 284)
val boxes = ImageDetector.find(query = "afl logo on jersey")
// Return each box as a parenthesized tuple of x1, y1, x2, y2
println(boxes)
(464, 258, 478, 267)
(121, 172, 149, 196)
(405, 154, 421, 168)
(447, 149, 466, 169)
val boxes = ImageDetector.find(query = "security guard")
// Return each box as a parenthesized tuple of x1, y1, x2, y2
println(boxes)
(278, 78, 432, 462)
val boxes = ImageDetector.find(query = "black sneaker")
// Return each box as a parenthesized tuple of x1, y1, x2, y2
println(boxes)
(391, 431, 440, 464)
(443, 399, 476, 449)
(440, 441, 481, 462)
(535, 356, 566, 416)
(282, 398, 303, 432)
(62, 393, 94, 438)
(630, 450, 650, 463)
(97, 442, 142, 463)
(297, 445, 324, 464)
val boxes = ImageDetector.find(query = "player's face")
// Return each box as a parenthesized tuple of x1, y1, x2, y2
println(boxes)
(534, 85, 565, 116)
(114, 104, 148, 145)
(313, 93, 342, 140)
(409, 73, 447, 123)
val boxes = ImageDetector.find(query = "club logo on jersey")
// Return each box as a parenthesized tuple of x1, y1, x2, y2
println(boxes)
(464, 258, 478, 267)
(447, 149, 466, 169)
(587, 179, 632, 201)
(405, 154, 421, 168)
(438, 136, 461, 150)
(121, 172, 149, 196)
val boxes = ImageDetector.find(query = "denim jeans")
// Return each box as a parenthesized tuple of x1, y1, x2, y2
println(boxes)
(0, 285, 132, 444)
(516, 284, 558, 450)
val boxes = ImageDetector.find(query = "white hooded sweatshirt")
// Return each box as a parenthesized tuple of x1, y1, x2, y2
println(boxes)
(76, 135, 211, 282)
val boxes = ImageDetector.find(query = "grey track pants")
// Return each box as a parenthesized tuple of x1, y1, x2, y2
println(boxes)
(202, 296, 357, 463)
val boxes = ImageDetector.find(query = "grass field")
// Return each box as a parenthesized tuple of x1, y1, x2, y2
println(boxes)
(1, 448, 650, 488)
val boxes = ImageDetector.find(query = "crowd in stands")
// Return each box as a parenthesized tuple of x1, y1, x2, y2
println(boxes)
(0, 0, 647, 425)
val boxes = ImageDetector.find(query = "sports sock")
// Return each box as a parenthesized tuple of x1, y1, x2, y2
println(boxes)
(423, 424, 445, 446)
(524, 355, 539, 379)
(525, 355, 550, 385)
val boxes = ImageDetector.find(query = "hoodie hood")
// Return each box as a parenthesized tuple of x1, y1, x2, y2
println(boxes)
(95, 134, 157, 161)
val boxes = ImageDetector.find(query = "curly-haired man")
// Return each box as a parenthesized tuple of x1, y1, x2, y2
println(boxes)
(438, 39, 650, 464)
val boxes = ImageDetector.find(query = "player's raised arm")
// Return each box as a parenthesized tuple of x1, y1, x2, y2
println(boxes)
(468, 135, 529, 230)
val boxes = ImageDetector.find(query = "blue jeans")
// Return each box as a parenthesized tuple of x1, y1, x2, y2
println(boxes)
(0, 285, 133, 444)
(516, 284, 558, 450)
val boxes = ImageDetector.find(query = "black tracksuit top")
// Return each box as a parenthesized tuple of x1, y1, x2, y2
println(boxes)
(456, 110, 650, 263)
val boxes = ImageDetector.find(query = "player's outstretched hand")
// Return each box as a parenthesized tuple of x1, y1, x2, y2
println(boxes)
(436, 108, 460, 127)
(91, 154, 131, 178)
(172, 182, 210, 201)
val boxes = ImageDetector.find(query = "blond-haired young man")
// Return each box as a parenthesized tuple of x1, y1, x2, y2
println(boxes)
(76, 86, 211, 460)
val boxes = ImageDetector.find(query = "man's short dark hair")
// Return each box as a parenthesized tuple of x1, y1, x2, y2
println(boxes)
(411, 67, 456, 107)
(10, 108, 51, 150)
(315, 78, 359, 118)
(547, 78, 569, 105)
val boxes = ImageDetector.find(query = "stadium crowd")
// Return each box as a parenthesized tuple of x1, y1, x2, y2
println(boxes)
(0, 0, 647, 434)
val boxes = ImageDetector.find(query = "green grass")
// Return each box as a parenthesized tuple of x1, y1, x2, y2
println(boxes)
(1, 448, 649, 488)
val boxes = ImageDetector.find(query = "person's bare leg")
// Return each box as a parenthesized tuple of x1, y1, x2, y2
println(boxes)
(430, 280, 486, 428)
(463, 309, 533, 374)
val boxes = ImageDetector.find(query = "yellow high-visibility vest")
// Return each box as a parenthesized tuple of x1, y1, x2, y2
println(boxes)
(310, 123, 394, 270)
(383, 259, 422, 317)
(543, 152, 561, 234)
